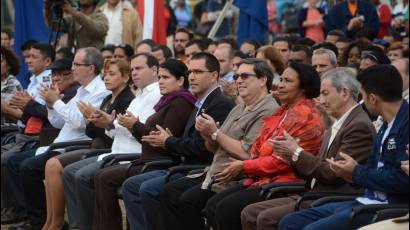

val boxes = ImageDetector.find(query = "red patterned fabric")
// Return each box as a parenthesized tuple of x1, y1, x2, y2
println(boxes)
(243, 98, 325, 188)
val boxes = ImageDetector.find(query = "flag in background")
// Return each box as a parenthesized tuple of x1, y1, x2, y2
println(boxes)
(137, 0, 167, 45)
(14, 0, 52, 88)
(234, 0, 268, 46)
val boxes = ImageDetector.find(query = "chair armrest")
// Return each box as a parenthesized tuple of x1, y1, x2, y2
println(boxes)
(372, 208, 409, 223)
(259, 182, 306, 200)
(65, 145, 90, 152)
(295, 191, 363, 211)
(48, 140, 93, 151)
(165, 165, 208, 182)
(101, 153, 140, 168)
(265, 186, 306, 200)
(352, 204, 409, 222)
(310, 196, 357, 208)
(81, 149, 111, 159)
(140, 159, 176, 174)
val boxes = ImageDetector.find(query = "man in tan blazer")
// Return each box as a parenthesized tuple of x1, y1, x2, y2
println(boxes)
(241, 67, 376, 230)
(100, 0, 142, 49)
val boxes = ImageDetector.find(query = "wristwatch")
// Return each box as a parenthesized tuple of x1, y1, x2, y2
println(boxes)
(292, 146, 303, 162)
(211, 129, 220, 141)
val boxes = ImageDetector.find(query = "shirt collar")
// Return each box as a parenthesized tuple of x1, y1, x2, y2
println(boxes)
(83, 75, 102, 93)
(195, 86, 219, 109)
(332, 104, 358, 130)
(136, 81, 159, 95)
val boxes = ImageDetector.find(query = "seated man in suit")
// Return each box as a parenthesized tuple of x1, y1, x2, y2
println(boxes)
(279, 65, 409, 230)
(241, 67, 376, 230)
(121, 52, 235, 230)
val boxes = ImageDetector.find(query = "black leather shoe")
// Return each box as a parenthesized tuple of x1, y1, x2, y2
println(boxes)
(1, 208, 24, 225)
(8, 222, 42, 230)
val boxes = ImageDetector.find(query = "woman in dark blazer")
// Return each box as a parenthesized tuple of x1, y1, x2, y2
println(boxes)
(42, 59, 135, 230)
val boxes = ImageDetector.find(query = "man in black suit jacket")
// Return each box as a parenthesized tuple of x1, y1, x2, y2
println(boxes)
(121, 52, 234, 230)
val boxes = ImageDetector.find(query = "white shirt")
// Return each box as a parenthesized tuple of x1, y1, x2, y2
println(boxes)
(98, 82, 161, 161)
(35, 76, 110, 155)
(26, 70, 52, 105)
(103, 2, 123, 45)
(327, 105, 358, 150)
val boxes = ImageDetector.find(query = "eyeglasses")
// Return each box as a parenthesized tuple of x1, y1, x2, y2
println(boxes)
(233, 73, 257, 81)
(186, 69, 212, 76)
(72, 62, 91, 67)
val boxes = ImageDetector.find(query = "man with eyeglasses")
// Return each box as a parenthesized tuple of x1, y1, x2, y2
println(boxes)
(1, 57, 79, 227)
(120, 52, 234, 230)
(4, 47, 109, 230)
(158, 58, 278, 230)
(174, 28, 193, 61)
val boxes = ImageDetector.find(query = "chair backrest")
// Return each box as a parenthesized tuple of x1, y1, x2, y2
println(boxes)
(39, 127, 60, 146)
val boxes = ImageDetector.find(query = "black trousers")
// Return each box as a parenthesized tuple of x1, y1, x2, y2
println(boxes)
(159, 177, 214, 230)
(8, 149, 60, 225)
(205, 185, 263, 230)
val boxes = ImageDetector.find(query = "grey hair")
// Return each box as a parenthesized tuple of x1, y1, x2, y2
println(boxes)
(322, 67, 361, 101)
(313, 48, 338, 66)
(81, 47, 104, 75)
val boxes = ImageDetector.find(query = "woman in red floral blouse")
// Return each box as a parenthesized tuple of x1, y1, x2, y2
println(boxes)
(205, 62, 325, 230)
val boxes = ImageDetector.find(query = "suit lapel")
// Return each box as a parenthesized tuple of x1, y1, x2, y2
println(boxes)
(326, 106, 361, 155)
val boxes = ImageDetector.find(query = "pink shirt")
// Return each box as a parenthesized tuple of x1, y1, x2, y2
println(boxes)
(305, 8, 324, 43)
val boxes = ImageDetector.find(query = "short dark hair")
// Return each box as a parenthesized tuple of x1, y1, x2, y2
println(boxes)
(233, 50, 249, 59)
(100, 44, 116, 53)
(186, 39, 208, 51)
(160, 58, 189, 88)
(32, 43, 55, 62)
(191, 52, 220, 78)
(272, 36, 292, 50)
(131, 53, 159, 69)
(160, 45, 173, 60)
(357, 64, 403, 102)
(342, 39, 372, 65)
(56, 47, 74, 60)
(175, 28, 194, 40)
(242, 39, 261, 50)
(336, 37, 352, 44)
(21, 40, 38, 51)
(294, 37, 316, 47)
(1, 28, 13, 39)
(312, 42, 338, 57)
(288, 62, 320, 99)
(1, 46, 20, 76)
(291, 45, 312, 59)
(239, 58, 273, 93)
(327, 30, 345, 39)
(115, 44, 134, 59)
(137, 39, 157, 49)
(217, 37, 238, 49)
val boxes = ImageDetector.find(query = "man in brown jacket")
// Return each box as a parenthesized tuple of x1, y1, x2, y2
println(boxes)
(241, 67, 376, 230)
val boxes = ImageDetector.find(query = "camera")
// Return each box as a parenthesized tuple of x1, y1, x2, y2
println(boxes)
(49, 0, 79, 20)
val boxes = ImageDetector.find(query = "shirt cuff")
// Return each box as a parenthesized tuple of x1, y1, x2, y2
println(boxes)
(52, 99, 65, 112)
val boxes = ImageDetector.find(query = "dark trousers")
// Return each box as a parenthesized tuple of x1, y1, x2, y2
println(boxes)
(7, 149, 60, 225)
(93, 163, 139, 230)
(278, 201, 374, 230)
(205, 185, 263, 230)
(159, 177, 211, 230)
(4, 149, 36, 218)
